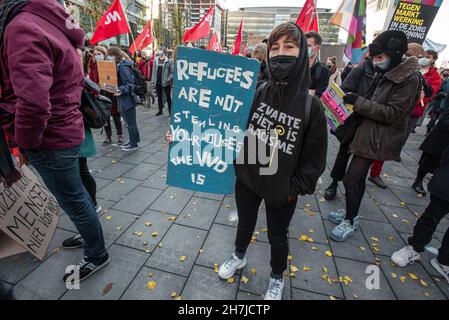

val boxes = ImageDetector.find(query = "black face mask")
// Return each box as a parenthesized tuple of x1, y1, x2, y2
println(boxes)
(269, 55, 298, 81)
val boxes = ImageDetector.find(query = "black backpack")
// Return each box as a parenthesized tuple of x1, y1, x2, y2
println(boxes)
(80, 78, 112, 129)
(126, 65, 147, 96)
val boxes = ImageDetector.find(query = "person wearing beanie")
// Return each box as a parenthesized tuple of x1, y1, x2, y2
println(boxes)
(328, 30, 422, 242)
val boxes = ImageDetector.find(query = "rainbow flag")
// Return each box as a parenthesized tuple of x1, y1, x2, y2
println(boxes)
(330, 0, 367, 63)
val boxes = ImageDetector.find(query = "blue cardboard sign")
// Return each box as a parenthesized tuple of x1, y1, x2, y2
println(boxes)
(167, 47, 260, 194)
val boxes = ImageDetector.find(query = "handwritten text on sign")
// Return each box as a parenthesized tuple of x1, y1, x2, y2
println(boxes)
(167, 47, 260, 194)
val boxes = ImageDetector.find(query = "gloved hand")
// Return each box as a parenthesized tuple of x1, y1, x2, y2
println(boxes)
(343, 92, 359, 105)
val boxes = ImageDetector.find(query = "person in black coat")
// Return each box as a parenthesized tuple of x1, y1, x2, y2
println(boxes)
(392, 144, 449, 282)
(412, 105, 449, 194)
(306, 31, 330, 98)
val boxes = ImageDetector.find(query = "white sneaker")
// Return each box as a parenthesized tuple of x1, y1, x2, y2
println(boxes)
(430, 258, 449, 284)
(264, 277, 284, 300)
(391, 245, 421, 267)
(218, 253, 247, 280)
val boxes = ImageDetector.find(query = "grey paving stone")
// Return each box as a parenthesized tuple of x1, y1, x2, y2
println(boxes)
(88, 157, 121, 172)
(318, 197, 346, 220)
(0, 253, 41, 285)
(61, 245, 148, 300)
(146, 224, 207, 277)
(389, 185, 429, 207)
(12, 249, 81, 300)
(119, 151, 152, 165)
(334, 257, 396, 300)
(116, 210, 174, 252)
(379, 205, 417, 234)
(97, 199, 118, 211)
(359, 219, 406, 257)
(296, 194, 319, 212)
(122, 163, 158, 181)
(239, 240, 292, 300)
(142, 170, 168, 190)
(292, 288, 332, 300)
(95, 177, 114, 192)
(358, 197, 389, 223)
(323, 220, 376, 264)
(237, 291, 264, 300)
(145, 151, 168, 165)
(121, 267, 186, 300)
(289, 209, 328, 245)
(97, 178, 140, 202)
(289, 239, 344, 298)
(176, 197, 221, 230)
(378, 255, 446, 300)
(196, 224, 237, 269)
(366, 187, 405, 208)
(194, 191, 226, 202)
(112, 186, 162, 215)
(99, 210, 137, 248)
(150, 187, 194, 215)
(95, 162, 134, 180)
(182, 265, 239, 300)
(214, 196, 239, 227)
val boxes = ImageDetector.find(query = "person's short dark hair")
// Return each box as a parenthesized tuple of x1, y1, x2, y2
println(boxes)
(306, 30, 322, 46)
(268, 23, 301, 51)
(262, 38, 268, 44)
(426, 50, 438, 61)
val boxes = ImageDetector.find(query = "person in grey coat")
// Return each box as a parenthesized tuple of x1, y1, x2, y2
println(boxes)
(152, 49, 174, 116)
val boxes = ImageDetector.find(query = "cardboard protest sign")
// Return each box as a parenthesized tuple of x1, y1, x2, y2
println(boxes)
(97, 60, 119, 93)
(167, 46, 260, 194)
(320, 82, 352, 130)
(387, 1, 441, 44)
(0, 166, 60, 261)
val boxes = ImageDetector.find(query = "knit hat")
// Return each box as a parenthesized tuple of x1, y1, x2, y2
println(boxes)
(369, 30, 408, 69)
(406, 43, 425, 58)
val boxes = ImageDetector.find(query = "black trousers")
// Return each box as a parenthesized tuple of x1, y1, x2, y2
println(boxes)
(409, 194, 449, 266)
(104, 111, 123, 139)
(156, 84, 172, 114)
(343, 155, 373, 220)
(330, 141, 352, 181)
(234, 180, 297, 275)
(79, 157, 97, 207)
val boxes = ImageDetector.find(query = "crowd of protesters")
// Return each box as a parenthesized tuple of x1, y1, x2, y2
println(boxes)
(1, 0, 449, 300)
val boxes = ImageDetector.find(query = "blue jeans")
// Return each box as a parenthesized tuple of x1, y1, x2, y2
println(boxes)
(25, 146, 107, 260)
(121, 107, 140, 147)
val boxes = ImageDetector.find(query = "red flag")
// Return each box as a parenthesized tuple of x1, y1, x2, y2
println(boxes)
(242, 43, 248, 56)
(296, 0, 319, 32)
(90, 0, 130, 45)
(183, 6, 214, 43)
(208, 31, 222, 52)
(129, 20, 154, 56)
(232, 18, 243, 55)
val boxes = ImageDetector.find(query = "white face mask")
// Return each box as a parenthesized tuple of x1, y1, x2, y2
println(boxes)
(419, 57, 431, 67)
(95, 54, 104, 61)
(106, 56, 116, 62)
(374, 57, 390, 70)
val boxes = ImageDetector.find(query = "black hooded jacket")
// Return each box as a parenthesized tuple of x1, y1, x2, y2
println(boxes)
(235, 23, 328, 208)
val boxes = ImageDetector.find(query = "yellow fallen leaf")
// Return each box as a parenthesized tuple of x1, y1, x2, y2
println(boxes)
(402, 219, 410, 224)
(299, 235, 308, 241)
(168, 216, 176, 221)
(400, 202, 406, 206)
(344, 275, 353, 283)
(147, 272, 154, 277)
(420, 279, 428, 287)
(373, 247, 380, 252)
(307, 238, 314, 243)
(360, 246, 366, 251)
(145, 249, 151, 253)
(250, 268, 257, 275)
(303, 266, 311, 271)
(312, 246, 318, 251)
(152, 232, 158, 237)
(371, 237, 379, 242)
(391, 273, 397, 278)
(104, 216, 112, 220)
(329, 296, 336, 300)
(227, 277, 235, 284)
(199, 249, 204, 254)
(254, 231, 260, 236)
(325, 251, 333, 257)
(408, 273, 419, 280)
(309, 230, 315, 233)
(424, 292, 430, 297)
(288, 255, 293, 261)
(146, 281, 156, 290)
(134, 231, 143, 237)
(224, 205, 231, 208)
(142, 241, 148, 246)
(175, 296, 182, 300)
(145, 222, 152, 227)
(400, 276, 406, 282)
(260, 227, 268, 233)
(171, 292, 177, 297)
(241, 276, 249, 284)
(323, 267, 328, 273)
(179, 256, 186, 262)
(290, 265, 299, 273)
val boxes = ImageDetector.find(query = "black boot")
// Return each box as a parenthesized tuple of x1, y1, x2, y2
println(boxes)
(324, 181, 338, 201)
(156, 110, 163, 116)
(412, 179, 426, 195)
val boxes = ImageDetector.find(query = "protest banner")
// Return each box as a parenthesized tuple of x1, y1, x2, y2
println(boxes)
(167, 46, 260, 194)
(97, 60, 119, 93)
(320, 81, 352, 130)
(387, 0, 442, 44)
(0, 166, 60, 261)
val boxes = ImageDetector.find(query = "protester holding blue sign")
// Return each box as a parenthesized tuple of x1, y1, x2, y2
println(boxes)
(218, 23, 328, 300)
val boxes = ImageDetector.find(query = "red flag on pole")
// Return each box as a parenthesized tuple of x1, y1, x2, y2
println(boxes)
(90, 0, 130, 45)
(183, 6, 214, 43)
(208, 31, 222, 52)
(296, 0, 319, 32)
(129, 20, 154, 56)
(232, 18, 243, 55)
